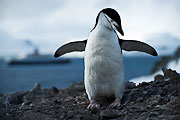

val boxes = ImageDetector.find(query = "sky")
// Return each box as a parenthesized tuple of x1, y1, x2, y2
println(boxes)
(0, 0, 180, 57)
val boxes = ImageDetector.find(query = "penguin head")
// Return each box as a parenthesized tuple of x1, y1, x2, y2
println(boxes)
(102, 8, 124, 36)
(92, 8, 124, 36)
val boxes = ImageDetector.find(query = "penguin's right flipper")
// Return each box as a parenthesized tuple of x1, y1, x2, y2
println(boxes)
(120, 39, 158, 56)
(54, 40, 87, 58)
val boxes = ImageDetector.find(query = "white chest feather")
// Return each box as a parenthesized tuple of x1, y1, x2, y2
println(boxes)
(84, 24, 125, 100)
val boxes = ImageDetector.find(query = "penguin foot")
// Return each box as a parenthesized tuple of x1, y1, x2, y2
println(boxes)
(109, 97, 121, 108)
(87, 99, 100, 109)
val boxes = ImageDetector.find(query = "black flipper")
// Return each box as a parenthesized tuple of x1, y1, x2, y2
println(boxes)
(54, 40, 87, 58)
(119, 39, 158, 56)
(54, 38, 158, 57)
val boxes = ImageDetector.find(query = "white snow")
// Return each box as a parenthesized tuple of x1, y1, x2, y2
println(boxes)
(167, 59, 180, 73)
(130, 58, 180, 85)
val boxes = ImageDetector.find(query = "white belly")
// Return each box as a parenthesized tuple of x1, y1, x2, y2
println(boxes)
(84, 29, 125, 100)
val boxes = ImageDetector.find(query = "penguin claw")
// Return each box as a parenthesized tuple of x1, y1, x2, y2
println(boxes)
(109, 102, 121, 108)
(87, 103, 100, 109)
(87, 100, 100, 109)
(109, 97, 121, 108)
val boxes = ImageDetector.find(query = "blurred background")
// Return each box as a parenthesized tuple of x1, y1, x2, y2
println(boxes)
(0, 0, 180, 94)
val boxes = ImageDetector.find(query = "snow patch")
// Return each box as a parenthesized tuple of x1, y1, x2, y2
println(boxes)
(130, 58, 180, 85)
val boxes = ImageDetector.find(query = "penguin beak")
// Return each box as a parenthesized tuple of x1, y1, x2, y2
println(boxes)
(104, 14, 124, 36)
(113, 24, 124, 36)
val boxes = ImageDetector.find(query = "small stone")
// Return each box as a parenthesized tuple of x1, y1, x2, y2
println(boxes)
(43, 88, 48, 92)
(149, 111, 159, 117)
(22, 101, 32, 106)
(138, 82, 150, 87)
(162, 68, 179, 79)
(29, 103, 34, 107)
(143, 91, 148, 94)
(145, 95, 162, 106)
(154, 74, 164, 81)
(53, 99, 61, 104)
(136, 97, 144, 102)
(49, 86, 59, 94)
(126, 82, 136, 89)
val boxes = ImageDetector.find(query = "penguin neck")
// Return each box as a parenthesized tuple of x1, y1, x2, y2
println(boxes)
(96, 22, 112, 32)
(90, 20, 118, 44)
(90, 12, 113, 32)
(92, 13, 113, 33)
(93, 22, 115, 40)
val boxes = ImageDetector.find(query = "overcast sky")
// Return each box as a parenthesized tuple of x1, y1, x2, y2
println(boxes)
(0, 0, 180, 57)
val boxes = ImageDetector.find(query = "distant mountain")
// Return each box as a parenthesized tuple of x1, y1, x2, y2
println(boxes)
(0, 30, 32, 57)
(145, 33, 180, 56)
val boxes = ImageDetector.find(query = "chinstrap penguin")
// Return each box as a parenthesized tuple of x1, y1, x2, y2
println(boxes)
(54, 8, 158, 109)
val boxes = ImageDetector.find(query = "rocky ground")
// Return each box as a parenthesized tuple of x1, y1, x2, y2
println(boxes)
(0, 68, 180, 120)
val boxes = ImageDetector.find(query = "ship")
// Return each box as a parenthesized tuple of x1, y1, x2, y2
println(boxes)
(8, 48, 70, 65)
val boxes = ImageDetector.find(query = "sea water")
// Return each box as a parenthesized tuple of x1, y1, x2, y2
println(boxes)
(0, 56, 160, 94)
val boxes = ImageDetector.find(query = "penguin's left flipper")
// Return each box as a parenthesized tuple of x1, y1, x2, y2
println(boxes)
(119, 39, 158, 56)
(54, 40, 87, 58)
